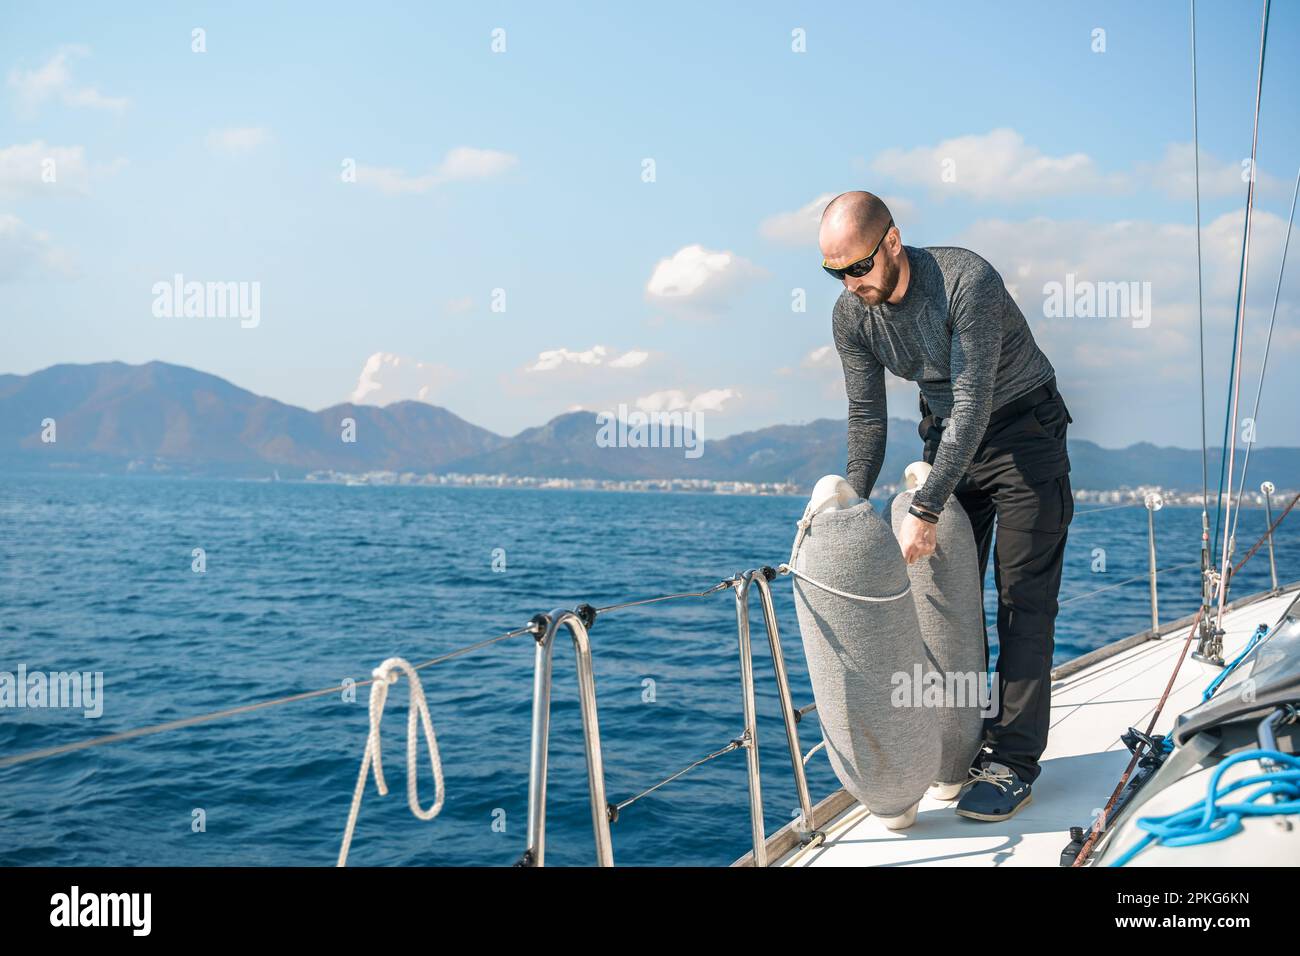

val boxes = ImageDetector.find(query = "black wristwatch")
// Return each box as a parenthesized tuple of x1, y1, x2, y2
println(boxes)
(908, 505, 940, 525)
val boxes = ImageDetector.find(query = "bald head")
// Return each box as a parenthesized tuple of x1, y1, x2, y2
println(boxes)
(819, 191, 893, 246)
(818, 190, 906, 306)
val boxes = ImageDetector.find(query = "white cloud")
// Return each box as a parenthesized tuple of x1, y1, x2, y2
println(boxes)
(356, 146, 518, 195)
(206, 127, 270, 155)
(760, 193, 918, 245)
(0, 141, 89, 198)
(760, 193, 838, 245)
(349, 351, 461, 405)
(528, 345, 648, 372)
(865, 130, 1292, 208)
(952, 208, 1299, 401)
(434, 146, 518, 181)
(645, 244, 761, 303)
(0, 213, 75, 281)
(635, 387, 740, 414)
(530, 345, 607, 371)
(63, 86, 128, 111)
(608, 349, 649, 369)
(802, 345, 836, 368)
(871, 128, 1125, 201)
(959, 209, 1295, 320)
(7, 46, 128, 117)
(1136, 142, 1287, 201)
(683, 388, 739, 413)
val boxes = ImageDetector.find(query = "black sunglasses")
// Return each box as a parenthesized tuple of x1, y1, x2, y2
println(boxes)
(822, 219, 894, 281)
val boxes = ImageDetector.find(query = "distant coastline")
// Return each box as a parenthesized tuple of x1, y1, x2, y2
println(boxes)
(291, 469, 1290, 507)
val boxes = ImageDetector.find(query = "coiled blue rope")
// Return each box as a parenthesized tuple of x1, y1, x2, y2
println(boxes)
(1109, 748, 1300, 866)
(1202, 623, 1269, 702)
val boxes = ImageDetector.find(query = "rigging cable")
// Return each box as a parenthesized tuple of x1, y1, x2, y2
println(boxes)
(1213, 0, 1271, 625)
(1201, 622, 1269, 702)
(1072, 502, 1141, 516)
(1226, 164, 1300, 554)
(1191, 0, 1209, 520)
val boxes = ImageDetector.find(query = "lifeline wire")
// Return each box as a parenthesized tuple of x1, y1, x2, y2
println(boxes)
(0, 580, 736, 773)
(0, 623, 535, 771)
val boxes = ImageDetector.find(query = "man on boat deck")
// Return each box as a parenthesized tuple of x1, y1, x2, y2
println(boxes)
(821, 190, 1073, 822)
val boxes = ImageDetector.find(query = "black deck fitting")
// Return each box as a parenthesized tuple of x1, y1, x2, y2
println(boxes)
(1059, 826, 1087, 867)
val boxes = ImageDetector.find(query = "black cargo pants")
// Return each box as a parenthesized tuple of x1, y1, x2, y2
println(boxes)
(920, 378, 1073, 784)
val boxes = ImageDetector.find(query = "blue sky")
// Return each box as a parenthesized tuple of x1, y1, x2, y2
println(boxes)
(2, 1, 1298, 449)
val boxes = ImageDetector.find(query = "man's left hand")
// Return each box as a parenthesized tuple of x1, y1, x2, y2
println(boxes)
(897, 512, 937, 564)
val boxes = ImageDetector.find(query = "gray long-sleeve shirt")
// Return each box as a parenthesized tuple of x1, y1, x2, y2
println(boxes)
(832, 245, 1055, 513)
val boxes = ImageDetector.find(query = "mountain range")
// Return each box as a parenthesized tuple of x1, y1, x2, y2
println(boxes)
(1, 361, 1296, 492)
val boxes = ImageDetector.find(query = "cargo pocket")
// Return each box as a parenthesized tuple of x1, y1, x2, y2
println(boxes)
(997, 473, 1073, 534)
(1008, 398, 1071, 484)
(1030, 397, 1070, 442)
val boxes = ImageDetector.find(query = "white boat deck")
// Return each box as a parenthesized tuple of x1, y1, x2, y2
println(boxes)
(778, 585, 1299, 867)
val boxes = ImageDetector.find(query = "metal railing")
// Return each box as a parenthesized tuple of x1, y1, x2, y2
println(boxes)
(1065, 492, 1226, 638)
(518, 607, 613, 867)
(1067, 486, 1292, 668)
(1145, 494, 1163, 632)
(516, 566, 827, 867)
(1263, 481, 1280, 592)
(731, 567, 822, 866)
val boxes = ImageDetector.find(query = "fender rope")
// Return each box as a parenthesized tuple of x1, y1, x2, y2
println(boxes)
(337, 657, 445, 866)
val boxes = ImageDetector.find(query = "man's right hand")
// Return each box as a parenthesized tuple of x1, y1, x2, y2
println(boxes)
(897, 512, 937, 565)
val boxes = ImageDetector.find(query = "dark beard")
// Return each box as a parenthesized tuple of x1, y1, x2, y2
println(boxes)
(854, 252, 901, 306)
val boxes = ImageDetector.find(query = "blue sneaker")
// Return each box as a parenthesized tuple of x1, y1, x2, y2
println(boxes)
(955, 761, 1033, 822)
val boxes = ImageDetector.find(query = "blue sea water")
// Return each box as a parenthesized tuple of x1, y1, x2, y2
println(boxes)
(0, 474, 1296, 867)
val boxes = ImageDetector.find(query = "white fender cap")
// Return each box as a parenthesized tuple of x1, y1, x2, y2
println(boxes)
(928, 781, 964, 801)
(877, 801, 920, 830)
(808, 474, 860, 514)
(903, 461, 932, 491)
(789, 476, 862, 568)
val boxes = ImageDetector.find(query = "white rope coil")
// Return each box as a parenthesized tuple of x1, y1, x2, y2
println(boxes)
(337, 656, 446, 867)
(779, 563, 911, 604)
